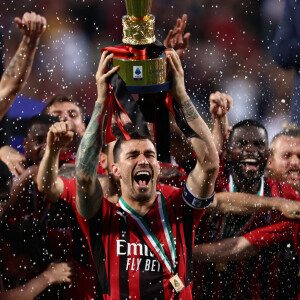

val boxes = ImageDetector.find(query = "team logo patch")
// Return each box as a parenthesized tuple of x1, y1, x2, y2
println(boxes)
(133, 66, 143, 80)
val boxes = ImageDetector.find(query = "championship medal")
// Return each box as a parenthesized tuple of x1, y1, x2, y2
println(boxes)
(170, 274, 185, 293)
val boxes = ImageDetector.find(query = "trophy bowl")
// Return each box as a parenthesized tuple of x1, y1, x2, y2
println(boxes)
(112, 48, 170, 94)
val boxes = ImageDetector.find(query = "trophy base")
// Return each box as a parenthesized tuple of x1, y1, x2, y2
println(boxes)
(112, 49, 170, 94)
(126, 82, 170, 94)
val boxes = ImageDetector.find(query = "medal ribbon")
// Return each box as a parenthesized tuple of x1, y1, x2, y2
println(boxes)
(229, 175, 264, 196)
(118, 191, 176, 275)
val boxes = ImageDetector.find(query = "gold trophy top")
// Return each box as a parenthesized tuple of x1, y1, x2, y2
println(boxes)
(122, 0, 156, 45)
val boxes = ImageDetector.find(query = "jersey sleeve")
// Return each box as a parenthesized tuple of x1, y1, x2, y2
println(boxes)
(169, 185, 210, 229)
(157, 183, 178, 198)
(244, 221, 294, 249)
(60, 177, 77, 212)
(280, 181, 300, 201)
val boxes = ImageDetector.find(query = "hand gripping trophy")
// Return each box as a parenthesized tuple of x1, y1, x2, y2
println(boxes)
(102, 0, 191, 162)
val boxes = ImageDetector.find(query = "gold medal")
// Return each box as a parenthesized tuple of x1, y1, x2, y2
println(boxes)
(170, 274, 185, 293)
(215, 262, 227, 272)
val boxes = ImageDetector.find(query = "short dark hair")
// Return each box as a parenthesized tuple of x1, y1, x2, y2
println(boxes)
(113, 132, 156, 163)
(228, 119, 268, 145)
(42, 94, 84, 121)
(102, 122, 137, 154)
(270, 128, 300, 155)
(25, 114, 59, 136)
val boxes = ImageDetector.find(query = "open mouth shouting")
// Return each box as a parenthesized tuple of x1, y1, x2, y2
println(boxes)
(133, 169, 153, 191)
(286, 169, 300, 183)
(240, 158, 260, 173)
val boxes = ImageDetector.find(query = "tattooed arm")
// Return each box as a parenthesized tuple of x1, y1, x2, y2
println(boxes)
(167, 49, 219, 198)
(0, 12, 46, 120)
(75, 51, 120, 219)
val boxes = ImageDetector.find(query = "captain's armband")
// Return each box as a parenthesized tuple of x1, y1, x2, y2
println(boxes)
(182, 184, 215, 209)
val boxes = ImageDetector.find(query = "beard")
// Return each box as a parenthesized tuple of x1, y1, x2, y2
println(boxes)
(135, 194, 152, 203)
(230, 161, 266, 187)
(126, 179, 155, 204)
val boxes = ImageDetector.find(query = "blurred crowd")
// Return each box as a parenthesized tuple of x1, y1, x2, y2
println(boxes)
(0, 0, 295, 136)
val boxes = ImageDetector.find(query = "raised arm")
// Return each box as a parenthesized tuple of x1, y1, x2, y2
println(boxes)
(208, 192, 300, 219)
(209, 92, 232, 155)
(0, 12, 46, 120)
(163, 14, 190, 60)
(75, 51, 119, 218)
(167, 49, 219, 198)
(193, 236, 257, 263)
(37, 121, 74, 202)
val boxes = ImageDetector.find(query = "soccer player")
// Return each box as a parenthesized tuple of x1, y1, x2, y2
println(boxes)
(4, 114, 58, 220)
(0, 12, 47, 175)
(193, 215, 300, 299)
(42, 94, 86, 166)
(266, 128, 300, 192)
(3, 114, 100, 299)
(0, 94, 87, 178)
(193, 92, 300, 299)
(74, 49, 219, 299)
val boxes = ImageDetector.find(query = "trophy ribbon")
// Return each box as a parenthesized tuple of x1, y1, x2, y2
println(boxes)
(101, 44, 174, 162)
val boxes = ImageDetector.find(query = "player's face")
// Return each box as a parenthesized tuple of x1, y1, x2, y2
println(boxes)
(48, 102, 85, 138)
(269, 136, 300, 189)
(113, 139, 159, 202)
(228, 126, 268, 182)
(23, 123, 50, 165)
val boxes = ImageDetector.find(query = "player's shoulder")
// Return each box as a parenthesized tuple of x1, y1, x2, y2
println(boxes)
(266, 177, 299, 200)
(157, 183, 179, 198)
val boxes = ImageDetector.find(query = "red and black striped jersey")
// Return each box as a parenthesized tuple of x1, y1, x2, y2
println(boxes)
(193, 159, 300, 300)
(60, 177, 179, 207)
(75, 187, 205, 300)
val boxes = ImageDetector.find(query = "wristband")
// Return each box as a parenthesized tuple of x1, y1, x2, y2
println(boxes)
(172, 100, 197, 138)
(182, 184, 215, 209)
